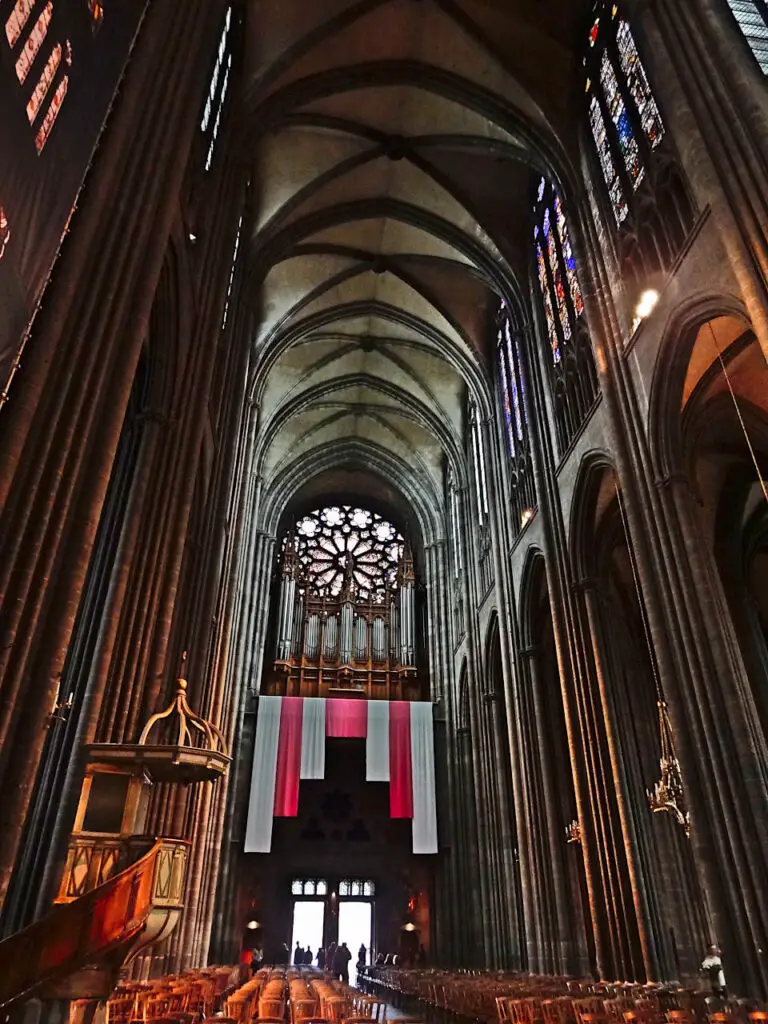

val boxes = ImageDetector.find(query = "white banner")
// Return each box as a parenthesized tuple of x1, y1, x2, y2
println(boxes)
(410, 701, 438, 854)
(244, 695, 282, 853)
(300, 697, 326, 779)
(366, 699, 390, 781)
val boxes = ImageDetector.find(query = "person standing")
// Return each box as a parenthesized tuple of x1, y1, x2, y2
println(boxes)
(700, 945, 727, 998)
(294, 942, 304, 966)
(316, 946, 326, 970)
(333, 941, 352, 984)
(357, 943, 367, 967)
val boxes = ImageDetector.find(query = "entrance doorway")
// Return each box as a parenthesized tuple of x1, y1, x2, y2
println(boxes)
(291, 900, 325, 964)
(338, 901, 372, 986)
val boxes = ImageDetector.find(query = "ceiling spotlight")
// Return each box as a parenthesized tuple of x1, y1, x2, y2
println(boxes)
(521, 508, 534, 528)
(188, 231, 197, 244)
(403, 922, 416, 932)
(246, 917, 260, 930)
(634, 288, 659, 321)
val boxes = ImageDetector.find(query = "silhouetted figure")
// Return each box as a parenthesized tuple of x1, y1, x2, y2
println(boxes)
(333, 941, 352, 984)
(316, 947, 326, 970)
(357, 943, 367, 967)
(304, 947, 313, 965)
(294, 942, 304, 966)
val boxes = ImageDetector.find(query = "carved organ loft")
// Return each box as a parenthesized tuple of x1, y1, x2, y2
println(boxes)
(267, 506, 424, 701)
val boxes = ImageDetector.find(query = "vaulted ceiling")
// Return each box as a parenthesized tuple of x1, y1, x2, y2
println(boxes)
(240, 0, 592, 525)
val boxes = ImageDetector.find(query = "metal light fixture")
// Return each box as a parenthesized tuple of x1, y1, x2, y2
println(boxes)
(565, 820, 582, 845)
(647, 701, 691, 836)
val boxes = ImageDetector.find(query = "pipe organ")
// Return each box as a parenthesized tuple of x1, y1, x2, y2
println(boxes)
(267, 505, 424, 700)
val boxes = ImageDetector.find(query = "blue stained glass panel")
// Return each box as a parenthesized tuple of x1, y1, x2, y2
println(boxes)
(600, 51, 644, 188)
(588, 95, 627, 222)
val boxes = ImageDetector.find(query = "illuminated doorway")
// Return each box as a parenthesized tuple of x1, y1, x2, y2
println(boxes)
(290, 900, 325, 964)
(338, 900, 372, 986)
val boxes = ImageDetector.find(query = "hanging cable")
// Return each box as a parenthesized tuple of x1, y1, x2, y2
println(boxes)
(707, 320, 768, 505)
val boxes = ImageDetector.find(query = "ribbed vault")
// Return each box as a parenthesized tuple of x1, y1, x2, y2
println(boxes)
(242, 0, 590, 511)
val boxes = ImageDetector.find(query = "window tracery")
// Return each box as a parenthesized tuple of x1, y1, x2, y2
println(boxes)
(726, 0, 768, 72)
(291, 506, 403, 605)
(338, 879, 375, 897)
(270, 506, 423, 700)
(495, 303, 536, 537)
(584, 2, 694, 302)
(533, 180, 598, 453)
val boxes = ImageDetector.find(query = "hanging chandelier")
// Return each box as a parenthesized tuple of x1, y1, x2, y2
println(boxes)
(647, 700, 690, 836)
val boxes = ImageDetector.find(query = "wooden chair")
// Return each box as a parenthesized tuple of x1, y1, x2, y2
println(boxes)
(666, 1011, 696, 1024)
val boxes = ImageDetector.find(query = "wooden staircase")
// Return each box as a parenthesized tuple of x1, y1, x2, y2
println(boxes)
(0, 838, 188, 1010)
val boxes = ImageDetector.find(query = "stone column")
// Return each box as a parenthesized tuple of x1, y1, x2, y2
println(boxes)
(0, 0, 227, 911)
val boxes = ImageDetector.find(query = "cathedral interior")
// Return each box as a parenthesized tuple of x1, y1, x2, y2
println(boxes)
(3, 0, 768, 1015)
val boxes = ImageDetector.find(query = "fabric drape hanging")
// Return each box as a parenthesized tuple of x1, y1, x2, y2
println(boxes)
(326, 697, 367, 738)
(410, 700, 438, 853)
(244, 695, 282, 853)
(301, 697, 326, 779)
(389, 701, 413, 818)
(366, 699, 390, 781)
(274, 696, 303, 816)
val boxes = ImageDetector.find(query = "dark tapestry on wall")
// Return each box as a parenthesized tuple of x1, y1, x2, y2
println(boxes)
(0, 0, 146, 394)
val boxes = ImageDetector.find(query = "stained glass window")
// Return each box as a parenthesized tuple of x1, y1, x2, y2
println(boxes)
(600, 51, 644, 187)
(554, 195, 584, 317)
(533, 180, 585, 365)
(15, 2, 53, 84)
(727, 1, 768, 72)
(288, 505, 403, 604)
(543, 208, 572, 342)
(615, 21, 664, 146)
(499, 345, 516, 455)
(4, 0, 72, 154)
(536, 243, 561, 361)
(5, 0, 35, 47)
(470, 405, 489, 525)
(503, 318, 524, 440)
(588, 93, 628, 223)
(585, 3, 667, 223)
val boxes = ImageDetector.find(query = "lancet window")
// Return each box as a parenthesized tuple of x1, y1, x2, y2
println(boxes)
(4, 0, 71, 153)
(201, 6, 234, 172)
(726, 0, 768, 71)
(469, 404, 494, 593)
(533, 180, 599, 454)
(495, 302, 536, 537)
(584, 3, 694, 301)
(447, 467, 465, 640)
(268, 506, 424, 701)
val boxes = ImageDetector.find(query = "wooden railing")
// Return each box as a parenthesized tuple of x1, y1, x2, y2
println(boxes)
(0, 838, 188, 1009)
